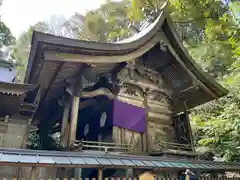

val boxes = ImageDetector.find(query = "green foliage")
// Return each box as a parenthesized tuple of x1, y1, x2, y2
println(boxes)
(27, 132, 41, 149)
(78, 0, 137, 42)
(27, 131, 62, 150)
(0, 22, 15, 46)
(130, 0, 240, 161)
(191, 91, 240, 161)
(187, 5, 240, 159)
(0, 1, 15, 47)
(11, 21, 52, 82)
(191, 50, 240, 161)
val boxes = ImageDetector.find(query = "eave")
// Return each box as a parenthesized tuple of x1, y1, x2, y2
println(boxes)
(0, 82, 37, 115)
(0, 82, 37, 95)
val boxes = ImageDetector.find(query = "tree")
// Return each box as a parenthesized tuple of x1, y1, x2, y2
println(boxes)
(130, 0, 239, 75)
(0, 1, 15, 47)
(130, 0, 240, 161)
(61, 13, 85, 39)
(0, 22, 15, 46)
(76, 0, 137, 42)
(11, 21, 53, 82)
(12, 16, 69, 82)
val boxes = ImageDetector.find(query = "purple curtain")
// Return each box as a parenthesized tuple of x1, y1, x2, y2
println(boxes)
(112, 99, 146, 133)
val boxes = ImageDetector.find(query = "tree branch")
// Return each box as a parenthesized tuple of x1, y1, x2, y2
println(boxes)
(174, 16, 220, 24)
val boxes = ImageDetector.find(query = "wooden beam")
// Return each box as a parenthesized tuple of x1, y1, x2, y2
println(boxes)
(82, 88, 114, 99)
(67, 87, 115, 99)
(124, 80, 162, 92)
(43, 33, 161, 64)
(79, 99, 97, 109)
(40, 62, 64, 103)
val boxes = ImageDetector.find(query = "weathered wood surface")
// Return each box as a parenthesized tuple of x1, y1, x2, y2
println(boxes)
(113, 93, 174, 153)
(114, 84, 145, 152)
(60, 106, 70, 148)
(69, 96, 80, 147)
(116, 94, 144, 108)
(115, 65, 175, 153)
(112, 126, 142, 152)
(147, 94, 174, 152)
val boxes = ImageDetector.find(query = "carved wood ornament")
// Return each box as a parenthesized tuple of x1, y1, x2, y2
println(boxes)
(117, 61, 173, 106)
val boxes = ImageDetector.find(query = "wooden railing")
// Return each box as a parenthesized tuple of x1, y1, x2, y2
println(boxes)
(72, 140, 142, 153)
(71, 140, 195, 155)
(158, 141, 192, 151)
(20, 87, 40, 114)
(151, 141, 198, 156)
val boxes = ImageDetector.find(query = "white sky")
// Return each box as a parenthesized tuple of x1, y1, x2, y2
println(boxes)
(1, 0, 107, 38)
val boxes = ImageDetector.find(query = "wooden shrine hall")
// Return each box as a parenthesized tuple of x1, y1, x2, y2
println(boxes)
(0, 3, 239, 179)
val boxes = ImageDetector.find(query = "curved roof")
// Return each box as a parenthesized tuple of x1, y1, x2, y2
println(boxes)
(24, 5, 227, 112)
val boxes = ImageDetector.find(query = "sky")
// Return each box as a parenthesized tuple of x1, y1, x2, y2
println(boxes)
(1, 0, 107, 38)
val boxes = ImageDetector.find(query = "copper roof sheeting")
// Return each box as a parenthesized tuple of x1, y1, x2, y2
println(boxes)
(0, 148, 239, 171)
(24, 4, 227, 112)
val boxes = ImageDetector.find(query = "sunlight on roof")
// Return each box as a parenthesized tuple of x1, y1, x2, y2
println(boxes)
(1, 0, 107, 37)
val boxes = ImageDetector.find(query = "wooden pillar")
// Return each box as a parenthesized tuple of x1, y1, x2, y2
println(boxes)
(142, 92, 149, 153)
(60, 105, 70, 148)
(69, 95, 80, 147)
(184, 101, 195, 151)
(68, 68, 85, 147)
(98, 168, 103, 180)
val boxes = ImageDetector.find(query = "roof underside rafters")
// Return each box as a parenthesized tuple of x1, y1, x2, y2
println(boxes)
(24, 6, 228, 113)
